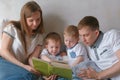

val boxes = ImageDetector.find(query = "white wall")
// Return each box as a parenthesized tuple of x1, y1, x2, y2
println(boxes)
(0, 0, 120, 37)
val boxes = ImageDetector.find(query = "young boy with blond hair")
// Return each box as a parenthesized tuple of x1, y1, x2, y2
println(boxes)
(63, 25, 100, 80)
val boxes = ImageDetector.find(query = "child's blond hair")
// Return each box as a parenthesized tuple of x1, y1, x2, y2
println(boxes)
(64, 25, 79, 38)
(44, 32, 62, 46)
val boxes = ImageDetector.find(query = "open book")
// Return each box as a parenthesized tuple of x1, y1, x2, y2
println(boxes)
(32, 57, 72, 79)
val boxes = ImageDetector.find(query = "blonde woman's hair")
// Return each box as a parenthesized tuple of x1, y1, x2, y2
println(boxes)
(20, 1, 44, 36)
(7, 1, 44, 54)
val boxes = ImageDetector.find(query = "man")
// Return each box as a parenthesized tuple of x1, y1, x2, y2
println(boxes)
(77, 16, 120, 80)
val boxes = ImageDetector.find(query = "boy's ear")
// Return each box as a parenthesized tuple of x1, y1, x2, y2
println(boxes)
(95, 30, 99, 36)
(45, 44, 48, 48)
(78, 37, 80, 41)
(77, 37, 80, 42)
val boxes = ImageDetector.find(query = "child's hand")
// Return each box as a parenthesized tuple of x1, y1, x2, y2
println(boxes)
(60, 52, 67, 57)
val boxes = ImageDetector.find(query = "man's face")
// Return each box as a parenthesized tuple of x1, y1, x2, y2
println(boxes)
(78, 26, 99, 46)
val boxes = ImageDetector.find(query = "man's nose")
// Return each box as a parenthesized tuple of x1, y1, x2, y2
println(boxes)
(81, 36, 86, 42)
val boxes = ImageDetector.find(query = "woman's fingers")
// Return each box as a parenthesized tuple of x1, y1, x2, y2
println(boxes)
(45, 75, 57, 80)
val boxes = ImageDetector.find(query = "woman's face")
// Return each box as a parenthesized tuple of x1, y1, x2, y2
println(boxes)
(26, 11, 41, 32)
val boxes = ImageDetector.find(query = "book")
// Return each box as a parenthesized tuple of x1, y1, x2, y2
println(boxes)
(32, 57, 72, 79)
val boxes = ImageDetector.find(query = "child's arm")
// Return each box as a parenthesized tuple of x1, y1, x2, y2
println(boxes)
(72, 56, 84, 67)
(60, 52, 67, 57)
(40, 49, 53, 62)
(41, 55, 52, 62)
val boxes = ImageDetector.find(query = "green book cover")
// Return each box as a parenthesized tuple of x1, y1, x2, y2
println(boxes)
(32, 57, 72, 79)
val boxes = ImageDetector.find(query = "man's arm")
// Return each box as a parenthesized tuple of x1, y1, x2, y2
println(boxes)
(78, 49, 120, 79)
(98, 49, 120, 79)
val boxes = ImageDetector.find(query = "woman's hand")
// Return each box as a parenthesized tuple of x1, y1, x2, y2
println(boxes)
(78, 67, 99, 79)
(24, 65, 41, 76)
(44, 75, 57, 80)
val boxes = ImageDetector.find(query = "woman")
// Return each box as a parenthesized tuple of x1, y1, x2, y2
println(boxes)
(0, 1, 44, 80)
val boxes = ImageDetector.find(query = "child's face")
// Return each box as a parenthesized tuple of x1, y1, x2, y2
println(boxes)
(64, 35, 79, 48)
(46, 40, 61, 56)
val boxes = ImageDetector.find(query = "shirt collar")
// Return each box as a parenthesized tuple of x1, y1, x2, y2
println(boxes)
(67, 42, 78, 50)
(47, 49, 59, 56)
(91, 31, 104, 48)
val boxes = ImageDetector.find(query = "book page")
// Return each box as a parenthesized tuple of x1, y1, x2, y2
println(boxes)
(50, 62, 72, 79)
(50, 61, 70, 69)
(53, 60, 68, 64)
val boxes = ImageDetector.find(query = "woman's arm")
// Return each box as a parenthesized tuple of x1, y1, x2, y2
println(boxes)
(28, 45, 42, 75)
(0, 33, 27, 69)
(28, 45, 42, 66)
(0, 33, 39, 75)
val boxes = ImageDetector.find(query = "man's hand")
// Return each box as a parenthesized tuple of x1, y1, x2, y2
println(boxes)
(78, 67, 99, 79)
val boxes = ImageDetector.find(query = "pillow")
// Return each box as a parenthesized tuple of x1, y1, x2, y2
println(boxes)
(0, 19, 9, 39)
